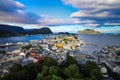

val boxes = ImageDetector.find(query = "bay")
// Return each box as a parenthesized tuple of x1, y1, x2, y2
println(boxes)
(79, 34, 120, 54)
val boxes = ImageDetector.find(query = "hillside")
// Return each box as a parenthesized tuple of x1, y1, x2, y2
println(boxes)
(25, 27, 53, 35)
(0, 24, 53, 37)
(77, 29, 101, 34)
(0, 24, 25, 33)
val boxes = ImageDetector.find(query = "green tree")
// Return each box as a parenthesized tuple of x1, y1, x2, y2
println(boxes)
(90, 76, 97, 80)
(61, 55, 78, 67)
(23, 62, 43, 79)
(22, 44, 32, 50)
(44, 57, 58, 66)
(1, 70, 32, 80)
(10, 63, 22, 73)
(36, 73, 44, 80)
(52, 75, 63, 80)
(90, 69, 103, 80)
(41, 66, 49, 76)
(49, 66, 60, 76)
(36, 66, 52, 80)
(67, 78, 84, 80)
(85, 78, 92, 80)
(63, 64, 82, 78)
(84, 61, 98, 77)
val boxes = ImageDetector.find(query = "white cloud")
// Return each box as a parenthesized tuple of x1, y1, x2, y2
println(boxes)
(104, 23, 120, 26)
(38, 15, 79, 26)
(71, 11, 114, 18)
(49, 25, 87, 33)
(85, 23, 100, 27)
(63, 0, 120, 27)
(0, 0, 81, 28)
(0, 0, 41, 24)
(96, 27, 120, 33)
(63, 0, 120, 9)
(0, 0, 25, 12)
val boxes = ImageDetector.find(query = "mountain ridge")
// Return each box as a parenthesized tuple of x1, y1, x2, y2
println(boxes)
(0, 24, 53, 37)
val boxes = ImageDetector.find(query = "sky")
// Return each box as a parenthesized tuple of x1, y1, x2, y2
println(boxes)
(0, 0, 120, 33)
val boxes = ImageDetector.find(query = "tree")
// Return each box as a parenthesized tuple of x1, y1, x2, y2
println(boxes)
(23, 62, 43, 79)
(41, 66, 49, 76)
(36, 66, 52, 80)
(63, 64, 82, 78)
(67, 78, 84, 80)
(43, 57, 57, 66)
(84, 61, 99, 77)
(10, 63, 22, 73)
(36, 73, 44, 80)
(22, 45, 32, 50)
(52, 75, 63, 80)
(49, 66, 60, 76)
(61, 55, 78, 67)
(1, 70, 32, 80)
(90, 69, 103, 80)
(90, 76, 97, 80)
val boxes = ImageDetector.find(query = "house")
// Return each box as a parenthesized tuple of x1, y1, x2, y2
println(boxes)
(19, 51, 26, 57)
(69, 50, 87, 64)
(101, 66, 109, 79)
(30, 40, 39, 46)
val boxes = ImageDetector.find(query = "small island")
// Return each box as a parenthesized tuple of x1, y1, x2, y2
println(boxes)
(77, 29, 101, 34)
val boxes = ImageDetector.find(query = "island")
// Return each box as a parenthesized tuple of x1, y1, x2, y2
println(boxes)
(77, 29, 101, 34)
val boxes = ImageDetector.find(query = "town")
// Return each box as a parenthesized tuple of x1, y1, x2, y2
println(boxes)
(0, 34, 120, 80)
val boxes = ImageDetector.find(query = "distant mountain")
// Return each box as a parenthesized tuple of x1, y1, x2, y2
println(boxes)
(0, 24, 53, 37)
(25, 27, 53, 34)
(77, 29, 101, 34)
(57, 32, 70, 34)
(0, 24, 25, 33)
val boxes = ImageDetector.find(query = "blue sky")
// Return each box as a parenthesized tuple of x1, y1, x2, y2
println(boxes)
(0, 0, 120, 33)
(19, 0, 77, 19)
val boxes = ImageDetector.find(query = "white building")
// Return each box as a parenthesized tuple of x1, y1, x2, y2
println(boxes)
(17, 42, 29, 47)
(113, 66, 120, 74)
(30, 40, 39, 46)
(101, 66, 109, 80)
(19, 52, 26, 57)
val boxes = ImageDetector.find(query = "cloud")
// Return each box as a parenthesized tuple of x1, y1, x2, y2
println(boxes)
(63, 0, 120, 27)
(39, 15, 79, 26)
(104, 23, 120, 26)
(96, 26, 120, 33)
(0, 0, 79, 27)
(0, 0, 25, 12)
(49, 25, 87, 33)
(0, 0, 42, 24)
